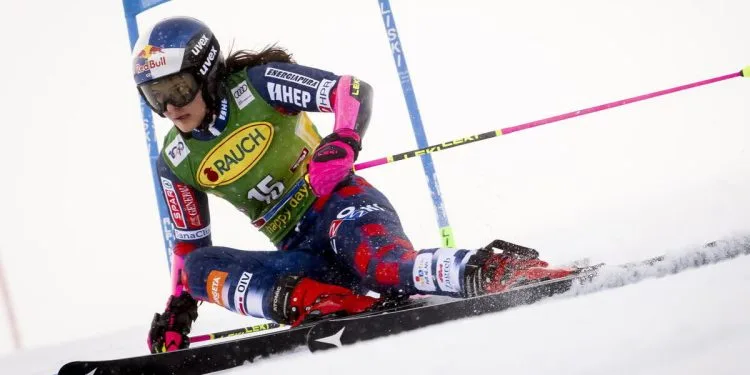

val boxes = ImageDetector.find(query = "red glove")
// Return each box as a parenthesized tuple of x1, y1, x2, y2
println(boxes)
(307, 129, 361, 196)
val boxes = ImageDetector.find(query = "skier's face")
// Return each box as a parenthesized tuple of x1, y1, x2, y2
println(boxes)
(164, 90, 207, 133)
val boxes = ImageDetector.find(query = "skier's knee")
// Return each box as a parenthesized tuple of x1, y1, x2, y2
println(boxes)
(182, 246, 223, 299)
(183, 246, 210, 277)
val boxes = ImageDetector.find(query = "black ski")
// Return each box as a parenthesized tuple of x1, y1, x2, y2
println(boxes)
(307, 238, 750, 351)
(56, 237, 750, 375)
(54, 272, 584, 375)
(56, 269, 593, 375)
(57, 324, 310, 375)
(307, 267, 596, 351)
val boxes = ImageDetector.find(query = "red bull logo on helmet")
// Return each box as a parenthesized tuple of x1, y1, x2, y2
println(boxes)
(136, 45, 164, 59)
(135, 45, 167, 74)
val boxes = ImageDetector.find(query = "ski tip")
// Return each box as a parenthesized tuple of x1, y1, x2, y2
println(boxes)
(742, 65, 750, 77)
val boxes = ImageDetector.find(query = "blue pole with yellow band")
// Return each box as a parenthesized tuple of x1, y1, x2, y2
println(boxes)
(377, 0, 455, 248)
(122, 0, 176, 269)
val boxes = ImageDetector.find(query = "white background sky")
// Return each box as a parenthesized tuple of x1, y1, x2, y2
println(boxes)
(0, 0, 748, 361)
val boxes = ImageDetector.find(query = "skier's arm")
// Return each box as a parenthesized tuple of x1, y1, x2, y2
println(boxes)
(329, 74, 373, 139)
(248, 62, 373, 196)
(246, 62, 373, 139)
(156, 156, 212, 296)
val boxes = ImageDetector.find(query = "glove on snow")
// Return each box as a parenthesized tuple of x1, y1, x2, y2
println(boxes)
(463, 239, 573, 297)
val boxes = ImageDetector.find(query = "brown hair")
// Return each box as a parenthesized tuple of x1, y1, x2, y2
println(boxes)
(224, 45, 295, 74)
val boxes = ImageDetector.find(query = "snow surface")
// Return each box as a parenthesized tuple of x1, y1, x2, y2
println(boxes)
(1, 242, 749, 374)
(234, 253, 750, 375)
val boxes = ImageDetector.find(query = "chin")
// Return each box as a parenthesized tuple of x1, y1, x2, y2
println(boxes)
(172, 119, 192, 131)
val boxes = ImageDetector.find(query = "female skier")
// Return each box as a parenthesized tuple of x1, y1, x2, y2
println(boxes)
(134, 16, 571, 353)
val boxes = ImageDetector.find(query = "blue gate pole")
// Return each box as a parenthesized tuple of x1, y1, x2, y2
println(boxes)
(377, 0, 455, 247)
(122, 0, 176, 269)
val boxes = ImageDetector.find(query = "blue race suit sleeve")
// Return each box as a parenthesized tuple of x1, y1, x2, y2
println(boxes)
(247, 62, 341, 114)
(247, 61, 374, 137)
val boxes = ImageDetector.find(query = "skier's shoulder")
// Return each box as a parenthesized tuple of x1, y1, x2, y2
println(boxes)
(160, 126, 183, 148)
(244, 61, 339, 113)
(159, 128, 192, 176)
(245, 61, 339, 94)
(160, 127, 186, 159)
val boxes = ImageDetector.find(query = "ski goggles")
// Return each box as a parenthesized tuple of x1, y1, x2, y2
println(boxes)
(138, 71, 201, 115)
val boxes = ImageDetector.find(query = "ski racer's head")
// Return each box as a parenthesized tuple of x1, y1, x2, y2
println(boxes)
(132, 16, 224, 133)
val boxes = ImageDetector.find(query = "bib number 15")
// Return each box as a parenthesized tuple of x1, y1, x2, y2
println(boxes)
(247, 175, 285, 204)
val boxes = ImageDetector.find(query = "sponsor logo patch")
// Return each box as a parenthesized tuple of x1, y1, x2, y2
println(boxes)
(257, 181, 313, 236)
(160, 178, 187, 229)
(191, 34, 209, 56)
(263, 209, 292, 236)
(133, 46, 185, 82)
(264, 67, 319, 88)
(329, 220, 343, 238)
(289, 147, 309, 172)
(206, 270, 229, 307)
(231, 81, 255, 109)
(326, 205, 386, 239)
(175, 183, 201, 228)
(233, 272, 253, 315)
(413, 252, 436, 292)
(316, 79, 336, 112)
(219, 98, 228, 120)
(174, 226, 211, 240)
(199, 46, 218, 76)
(288, 182, 310, 209)
(267, 82, 312, 108)
(196, 122, 274, 187)
(134, 45, 166, 74)
(165, 134, 190, 167)
(350, 78, 361, 97)
(136, 45, 164, 60)
(435, 249, 462, 293)
(337, 204, 385, 220)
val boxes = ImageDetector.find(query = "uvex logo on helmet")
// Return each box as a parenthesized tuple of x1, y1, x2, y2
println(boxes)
(191, 34, 218, 76)
(191, 34, 209, 56)
(199, 45, 218, 76)
(134, 45, 166, 74)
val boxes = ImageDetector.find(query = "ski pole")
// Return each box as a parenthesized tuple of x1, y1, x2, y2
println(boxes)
(189, 322, 284, 343)
(354, 66, 750, 171)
